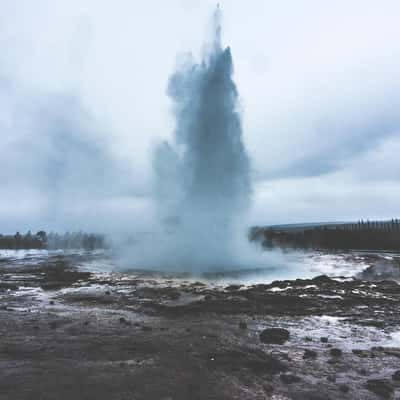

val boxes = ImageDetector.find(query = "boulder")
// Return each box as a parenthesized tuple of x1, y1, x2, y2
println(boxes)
(259, 328, 290, 345)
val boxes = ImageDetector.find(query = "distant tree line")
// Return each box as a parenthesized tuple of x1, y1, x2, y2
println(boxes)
(250, 219, 400, 251)
(0, 231, 106, 250)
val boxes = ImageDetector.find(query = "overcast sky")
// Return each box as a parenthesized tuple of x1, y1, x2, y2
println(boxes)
(1, 0, 400, 233)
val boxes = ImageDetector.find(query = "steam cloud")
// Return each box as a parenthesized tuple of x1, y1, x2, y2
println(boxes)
(150, 6, 251, 271)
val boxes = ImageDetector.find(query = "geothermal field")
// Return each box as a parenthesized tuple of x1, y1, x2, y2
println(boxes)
(2, 3, 400, 400)
(1, 249, 400, 400)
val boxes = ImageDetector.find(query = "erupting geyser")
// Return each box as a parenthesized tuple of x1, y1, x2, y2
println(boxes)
(152, 6, 251, 270)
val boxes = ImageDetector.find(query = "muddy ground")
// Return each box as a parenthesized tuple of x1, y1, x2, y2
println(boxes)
(1, 252, 400, 399)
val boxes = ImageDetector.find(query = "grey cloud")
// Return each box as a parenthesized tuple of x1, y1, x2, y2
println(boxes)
(1, 0, 400, 230)
(0, 84, 151, 232)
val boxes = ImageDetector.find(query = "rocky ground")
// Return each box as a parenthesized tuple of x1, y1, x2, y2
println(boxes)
(1, 251, 400, 399)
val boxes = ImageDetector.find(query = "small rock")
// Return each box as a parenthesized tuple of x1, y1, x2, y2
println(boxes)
(141, 326, 152, 332)
(238, 321, 247, 330)
(188, 383, 200, 393)
(392, 370, 400, 381)
(49, 322, 57, 330)
(83, 321, 89, 326)
(352, 349, 370, 358)
(259, 328, 290, 345)
(49, 300, 54, 305)
(303, 349, 317, 359)
(339, 384, 349, 393)
(105, 290, 111, 296)
(119, 317, 131, 326)
(280, 374, 301, 384)
(304, 336, 313, 342)
(330, 348, 342, 357)
(320, 337, 328, 343)
(366, 379, 394, 399)
(263, 383, 274, 394)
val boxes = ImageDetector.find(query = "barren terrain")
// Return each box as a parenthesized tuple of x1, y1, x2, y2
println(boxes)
(1, 251, 400, 399)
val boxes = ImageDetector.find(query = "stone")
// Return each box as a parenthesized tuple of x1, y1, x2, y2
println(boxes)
(339, 384, 349, 393)
(366, 379, 394, 399)
(303, 349, 317, 359)
(263, 383, 274, 393)
(330, 348, 342, 357)
(49, 322, 57, 330)
(141, 326, 152, 332)
(352, 349, 370, 358)
(392, 370, 400, 381)
(259, 328, 290, 345)
(238, 321, 247, 329)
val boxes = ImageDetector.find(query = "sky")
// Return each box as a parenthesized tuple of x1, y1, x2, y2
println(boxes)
(1, 0, 400, 233)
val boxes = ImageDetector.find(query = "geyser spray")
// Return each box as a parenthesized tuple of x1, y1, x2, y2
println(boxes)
(152, 5, 251, 270)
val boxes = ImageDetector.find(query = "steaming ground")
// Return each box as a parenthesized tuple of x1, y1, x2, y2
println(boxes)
(9, 247, 367, 285)
(0, 247, 392, 284)
(111, 229, 286, 274)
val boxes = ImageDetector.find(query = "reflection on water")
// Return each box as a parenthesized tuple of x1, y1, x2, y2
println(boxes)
(188, 251, 372, 286)
(258, 315, 399, 351)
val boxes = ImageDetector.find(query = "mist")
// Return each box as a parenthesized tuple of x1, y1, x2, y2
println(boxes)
(114, 6, 253, 271)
